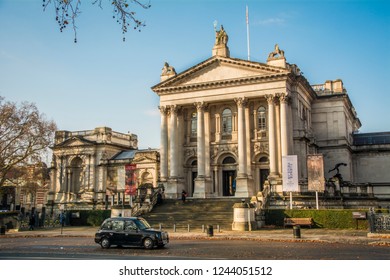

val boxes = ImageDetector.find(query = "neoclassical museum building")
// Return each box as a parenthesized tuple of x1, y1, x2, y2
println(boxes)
(151, 27, 390, 202)
(44, 27, 390, 212)
(49, 127, 159, 210)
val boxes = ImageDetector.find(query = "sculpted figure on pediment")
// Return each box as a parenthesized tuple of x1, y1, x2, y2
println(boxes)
(161, 62, 176, 76)
(254, 142, 269, 153)
(215, 25, 228, 46)
(268, 44, 285, 59)
(185, 148, 196, 157)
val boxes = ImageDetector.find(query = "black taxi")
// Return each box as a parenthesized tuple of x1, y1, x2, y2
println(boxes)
(94, 217, 169, 249)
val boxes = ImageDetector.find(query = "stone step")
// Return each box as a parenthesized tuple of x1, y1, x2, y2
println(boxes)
(141, 198, 242, 230)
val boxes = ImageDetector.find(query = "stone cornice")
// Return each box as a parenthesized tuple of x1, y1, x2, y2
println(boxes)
(154, 72, 289, 94)
(152, 56, 290, 94)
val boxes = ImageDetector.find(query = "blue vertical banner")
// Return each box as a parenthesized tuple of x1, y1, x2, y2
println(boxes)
(282, 155, 299, 192)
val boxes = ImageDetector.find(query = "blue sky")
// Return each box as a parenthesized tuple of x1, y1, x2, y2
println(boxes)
(1, 0, 389, 149)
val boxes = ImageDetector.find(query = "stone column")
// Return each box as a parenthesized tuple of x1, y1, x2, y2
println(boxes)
(215, 113, 221, 142)
(235, 97, 247, 177)
(194, 102, 210, 198)
(279, 93, 290, 156)
(266, 94, 277, 176)
(253, 108, 258, 139)
(186, 111, 191, 144)
(213, 167, 219, 194)
(204, 109, 211, 179)
(195, 102, 205, 178)
(245, 103, 252, 177)
(177, 109, 184, 177)
(159, 106, 169, 181)
(275, 101, 282, 174)
(67, 169, 72, 193)
(169, 105, 178, 178)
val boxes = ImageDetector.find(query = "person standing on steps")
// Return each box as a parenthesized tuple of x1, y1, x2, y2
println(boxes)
(181, 190, 187, 203)
(28, 213, 35, 230)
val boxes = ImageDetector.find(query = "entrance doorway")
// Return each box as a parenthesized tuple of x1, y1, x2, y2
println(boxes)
(222, 170, 236, 196)
(259, 169, 269, 192)
(191, 171, 197, 196)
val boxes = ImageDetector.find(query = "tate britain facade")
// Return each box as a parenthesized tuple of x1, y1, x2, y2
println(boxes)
(49, 27, 389, 210)
(151, 27, 390, 201)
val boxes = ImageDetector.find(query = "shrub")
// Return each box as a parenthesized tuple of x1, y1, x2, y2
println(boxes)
(265, 209, 375, 229)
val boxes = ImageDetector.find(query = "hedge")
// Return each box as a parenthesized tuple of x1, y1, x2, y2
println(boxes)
(67, 210, 111, 226)
(264, 209, 383, 229)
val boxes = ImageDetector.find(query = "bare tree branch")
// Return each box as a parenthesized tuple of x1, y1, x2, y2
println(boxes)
(0, 97, 57, 188)
(42, 0, 151, 42)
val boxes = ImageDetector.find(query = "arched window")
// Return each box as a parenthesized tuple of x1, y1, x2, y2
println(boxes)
(222, 156, 236, 164)
(191, 112, 197, 136)
(70, 157, 83, 193)
(257, 106, 266, 131)
(259, 156, 268, 163)
(222, 108, 232, 134)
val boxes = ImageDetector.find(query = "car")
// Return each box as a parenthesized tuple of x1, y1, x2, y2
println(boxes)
(94, 217, 169, 249)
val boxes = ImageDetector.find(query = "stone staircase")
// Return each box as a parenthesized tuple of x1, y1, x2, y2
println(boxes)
(140, 198, 243, 232)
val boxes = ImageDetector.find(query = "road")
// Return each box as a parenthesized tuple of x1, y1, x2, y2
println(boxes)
(0, 236, 389, 260)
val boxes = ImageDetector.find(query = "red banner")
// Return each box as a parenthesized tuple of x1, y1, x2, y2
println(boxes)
(125, 164, 137, 195)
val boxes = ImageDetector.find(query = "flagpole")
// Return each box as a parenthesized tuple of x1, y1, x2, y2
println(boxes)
(246, 5, 250, 61)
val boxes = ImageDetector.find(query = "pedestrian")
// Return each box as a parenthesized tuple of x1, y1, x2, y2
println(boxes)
(181, 190, 187, 203)
(59, 212, 65, 227)
(29, 214, 35, 230)
(157, 190, 163, 205)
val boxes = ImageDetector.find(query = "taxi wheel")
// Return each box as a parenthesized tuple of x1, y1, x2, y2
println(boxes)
(143, 237, 154, 250)
(101, 237, 111, 249)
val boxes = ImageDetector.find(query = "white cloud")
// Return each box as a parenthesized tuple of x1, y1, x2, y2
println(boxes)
(256, 17, 286, 26)
(144, 108, 160, 116)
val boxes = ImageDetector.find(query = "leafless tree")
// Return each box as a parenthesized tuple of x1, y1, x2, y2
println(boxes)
(0, 97, 57, 188)
(42, 0, 151, 42)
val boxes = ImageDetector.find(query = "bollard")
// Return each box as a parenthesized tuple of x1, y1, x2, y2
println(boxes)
(293, 225, 301, 238)
(207, 225, 214, 237)
(188, 224, 190, 232)
(202, 224, 205, 233)
(0, 225, 6, 235)
(173, 224, 176, 232)
(159, 223, 162, 231)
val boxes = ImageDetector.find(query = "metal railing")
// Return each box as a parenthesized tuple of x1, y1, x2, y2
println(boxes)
(368, 213, 390, 232)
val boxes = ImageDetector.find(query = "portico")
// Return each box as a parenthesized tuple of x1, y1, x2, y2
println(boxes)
(152, 29, 298, 198)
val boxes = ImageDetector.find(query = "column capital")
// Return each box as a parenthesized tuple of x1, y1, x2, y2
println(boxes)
(158, 106, 168, 115)
(265, 94, 275, 104)
(277, 92, 290, 103)
(168, 104, 182, 116)
(234, 97, 248, 108)
(194, 102, 207, 111)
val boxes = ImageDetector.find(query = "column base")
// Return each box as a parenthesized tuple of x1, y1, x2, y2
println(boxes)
(193, 177, 212, 198)
(267, 176, 283, 193)
(235, 176, 255, 197)
(165, 178, 184, 199)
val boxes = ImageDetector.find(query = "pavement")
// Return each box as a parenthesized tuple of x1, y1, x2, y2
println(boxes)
(1, 226, 390, 246)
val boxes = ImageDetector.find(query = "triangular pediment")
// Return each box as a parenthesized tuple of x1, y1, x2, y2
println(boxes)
(152, 57, 289, 92)
(133, 156, 156, 163)
(58, 137, 95, 147)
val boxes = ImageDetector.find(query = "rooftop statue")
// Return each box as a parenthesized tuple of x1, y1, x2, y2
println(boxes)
(215, 25, 228, 46)
(268, 44, 285, 59)
(161, 62, 176, 76)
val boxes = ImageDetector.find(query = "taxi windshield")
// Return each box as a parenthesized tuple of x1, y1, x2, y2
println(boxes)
(134, 218, 151, 230)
